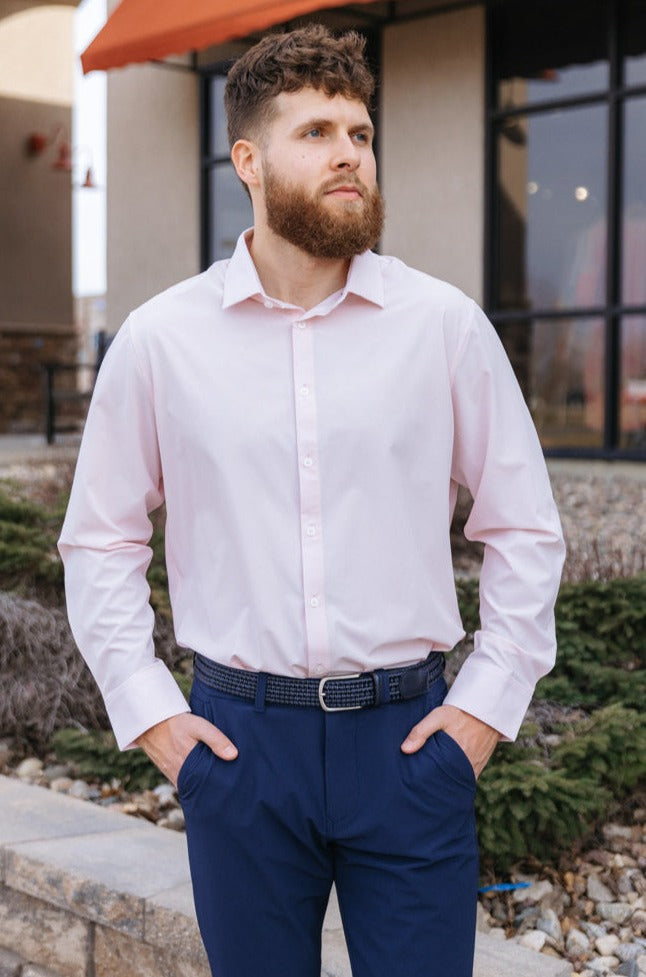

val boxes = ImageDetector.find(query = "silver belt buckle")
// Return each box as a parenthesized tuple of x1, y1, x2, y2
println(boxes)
(318, 673, 362, 712)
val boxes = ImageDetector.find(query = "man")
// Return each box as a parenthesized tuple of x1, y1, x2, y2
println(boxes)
(59, 24, 565, 977)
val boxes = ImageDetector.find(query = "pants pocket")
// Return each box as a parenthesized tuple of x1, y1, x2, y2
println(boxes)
(176, 680, 215, 801)
(177, 741, 209, 798)
(431, 729, 477, 791)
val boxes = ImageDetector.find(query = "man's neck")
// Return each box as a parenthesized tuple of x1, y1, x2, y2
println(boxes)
(248, 226, 350, 311)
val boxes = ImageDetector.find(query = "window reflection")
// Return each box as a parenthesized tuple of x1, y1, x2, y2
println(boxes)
(209, 76, 229, 158)
(620, 317, 646, 449)
(624, 0, 646, 86)
(209, 165, 253, 260)
(499, 318, 605, 448)
(623, 99, 646, 307)
(498, 63, 608, 110)
(495, 0, 608, 108)
(491, 0, 646, 456)
(496, 105, 607, 311)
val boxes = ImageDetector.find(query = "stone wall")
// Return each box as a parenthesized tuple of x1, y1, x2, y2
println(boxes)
(0, 776, 211, 977)
(0, 328, 80, 435)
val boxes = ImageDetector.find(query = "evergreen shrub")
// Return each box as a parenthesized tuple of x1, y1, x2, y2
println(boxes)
(536, 576, 646, 708)
(455, 576, 646, 871)
(0, 489, 64, 596)
(476, 703, 646, 870)
(456, 575, 646, 709)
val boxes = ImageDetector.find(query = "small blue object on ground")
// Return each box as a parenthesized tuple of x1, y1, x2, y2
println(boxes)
(478, 882, 532, 894)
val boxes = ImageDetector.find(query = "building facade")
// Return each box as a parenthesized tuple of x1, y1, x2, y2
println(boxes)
(103, 0, 646, 459)
(0, 0, 80, 433)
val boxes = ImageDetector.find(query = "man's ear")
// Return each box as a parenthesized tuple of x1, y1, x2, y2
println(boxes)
(231, 139, 261, 190)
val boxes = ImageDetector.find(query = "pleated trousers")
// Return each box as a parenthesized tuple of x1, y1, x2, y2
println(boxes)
(177, 669, 479, 977)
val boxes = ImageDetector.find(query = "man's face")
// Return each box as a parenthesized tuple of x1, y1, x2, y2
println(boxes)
(257, 87, 384, 259)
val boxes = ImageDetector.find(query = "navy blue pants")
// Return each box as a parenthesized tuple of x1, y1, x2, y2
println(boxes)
(177, 670, 479, 977)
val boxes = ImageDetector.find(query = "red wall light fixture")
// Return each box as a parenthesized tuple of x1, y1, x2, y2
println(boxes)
(25, 124, 99, 188)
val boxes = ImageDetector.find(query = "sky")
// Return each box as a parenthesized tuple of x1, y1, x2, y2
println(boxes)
(73, 0, 106, 297)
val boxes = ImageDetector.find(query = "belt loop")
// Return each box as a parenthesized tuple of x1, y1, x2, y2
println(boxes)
(254, 672, 268, 712)
(376, 670, 390, 705)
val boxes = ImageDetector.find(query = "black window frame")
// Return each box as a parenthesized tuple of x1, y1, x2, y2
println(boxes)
(484, 0, 646, 460)
(199, 63, 248, 271)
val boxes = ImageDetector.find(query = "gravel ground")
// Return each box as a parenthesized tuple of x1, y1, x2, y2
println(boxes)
(547, 461, 646, 583)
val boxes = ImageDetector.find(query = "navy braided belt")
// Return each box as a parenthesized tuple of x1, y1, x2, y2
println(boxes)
(192, 650, 445, 712)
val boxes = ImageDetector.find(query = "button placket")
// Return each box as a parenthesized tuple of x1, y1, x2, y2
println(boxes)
(291, 317, 330, 676)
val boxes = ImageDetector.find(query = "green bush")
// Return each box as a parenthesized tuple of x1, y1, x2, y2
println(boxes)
(477, 760, 608, 868)
(456, 574, 646, 869)
(477, 703, 646, 871)
(551, 703, 646, 794)
(536, 575, 646, 708)
(456, 575, 646, 709)
(51, 727, 163, 790)
(0, 488, 64, 595)
(147, 515, 171, 617)
(0, 483, 171, 615)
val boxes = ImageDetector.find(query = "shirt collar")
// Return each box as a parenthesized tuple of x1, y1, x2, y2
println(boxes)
(222, 230, 267, 309)
(343, 249, 385, 309)
(222, 229, 385, 312)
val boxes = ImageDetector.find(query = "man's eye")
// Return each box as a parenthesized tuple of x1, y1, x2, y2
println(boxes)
(306, 128, 322, 138)
(354, 132, 370, 144)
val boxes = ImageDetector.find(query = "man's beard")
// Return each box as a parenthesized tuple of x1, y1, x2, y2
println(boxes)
(263, 165, 384, 260)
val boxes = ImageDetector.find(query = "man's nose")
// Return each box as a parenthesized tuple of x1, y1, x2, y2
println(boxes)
(331, 134, 360, 170)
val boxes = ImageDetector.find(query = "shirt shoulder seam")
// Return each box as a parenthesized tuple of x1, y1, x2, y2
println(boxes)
(123, 315, 155, 408)
(448, 298, 477, 386)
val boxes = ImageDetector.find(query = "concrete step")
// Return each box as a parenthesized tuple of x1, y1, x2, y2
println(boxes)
(0, 775, 570, 977)
(321, 887, 571, 977)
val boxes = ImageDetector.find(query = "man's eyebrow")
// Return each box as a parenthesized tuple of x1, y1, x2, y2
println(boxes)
(294, 116, 333, 131)
(350, 123, 374, 138)
(294, 117, 374, 135)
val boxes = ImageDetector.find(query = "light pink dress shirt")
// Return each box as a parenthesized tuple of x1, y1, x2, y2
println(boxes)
(59, 232, 565, 751)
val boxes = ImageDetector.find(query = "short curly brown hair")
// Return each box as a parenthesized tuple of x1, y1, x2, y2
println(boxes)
(224, 24, 375, 148)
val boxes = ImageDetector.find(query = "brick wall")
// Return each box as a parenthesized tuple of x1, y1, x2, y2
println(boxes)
(0, 329, 80, 435)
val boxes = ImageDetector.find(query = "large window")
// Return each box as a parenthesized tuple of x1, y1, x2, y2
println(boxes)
(487, 0, 646, 457)
(200, 71, 253, 266)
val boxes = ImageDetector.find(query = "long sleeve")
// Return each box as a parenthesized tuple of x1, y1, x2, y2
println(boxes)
(443, 301, 566, 740)
(58, 318, 190, 751)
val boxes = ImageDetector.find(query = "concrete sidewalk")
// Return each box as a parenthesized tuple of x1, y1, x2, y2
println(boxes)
(0, 434, 80, 474)
(0, 775, 570, 977)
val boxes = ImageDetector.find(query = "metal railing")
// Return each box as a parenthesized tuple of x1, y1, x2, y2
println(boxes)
(42, 330, 113, 444)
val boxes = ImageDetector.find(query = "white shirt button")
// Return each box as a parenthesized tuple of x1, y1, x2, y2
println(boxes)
(315, 664, 325, 675)
(310, 596, 320, 607)
(299, 385, 310, 397)
(263, 300, 273, 309)
(295, 321, 306, 329)
(306, 524, 317, 537)
(303, 456, 314, 468)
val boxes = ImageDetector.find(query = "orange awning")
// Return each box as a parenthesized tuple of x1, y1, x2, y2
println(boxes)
(81, 0, 377, 73)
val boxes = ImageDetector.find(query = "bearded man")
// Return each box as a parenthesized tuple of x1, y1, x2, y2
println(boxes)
(59, 24, 565, 977)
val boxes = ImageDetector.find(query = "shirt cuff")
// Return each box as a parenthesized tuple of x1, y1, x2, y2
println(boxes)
(443, 654, 535, 741)
(104, 659, 191, 751)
